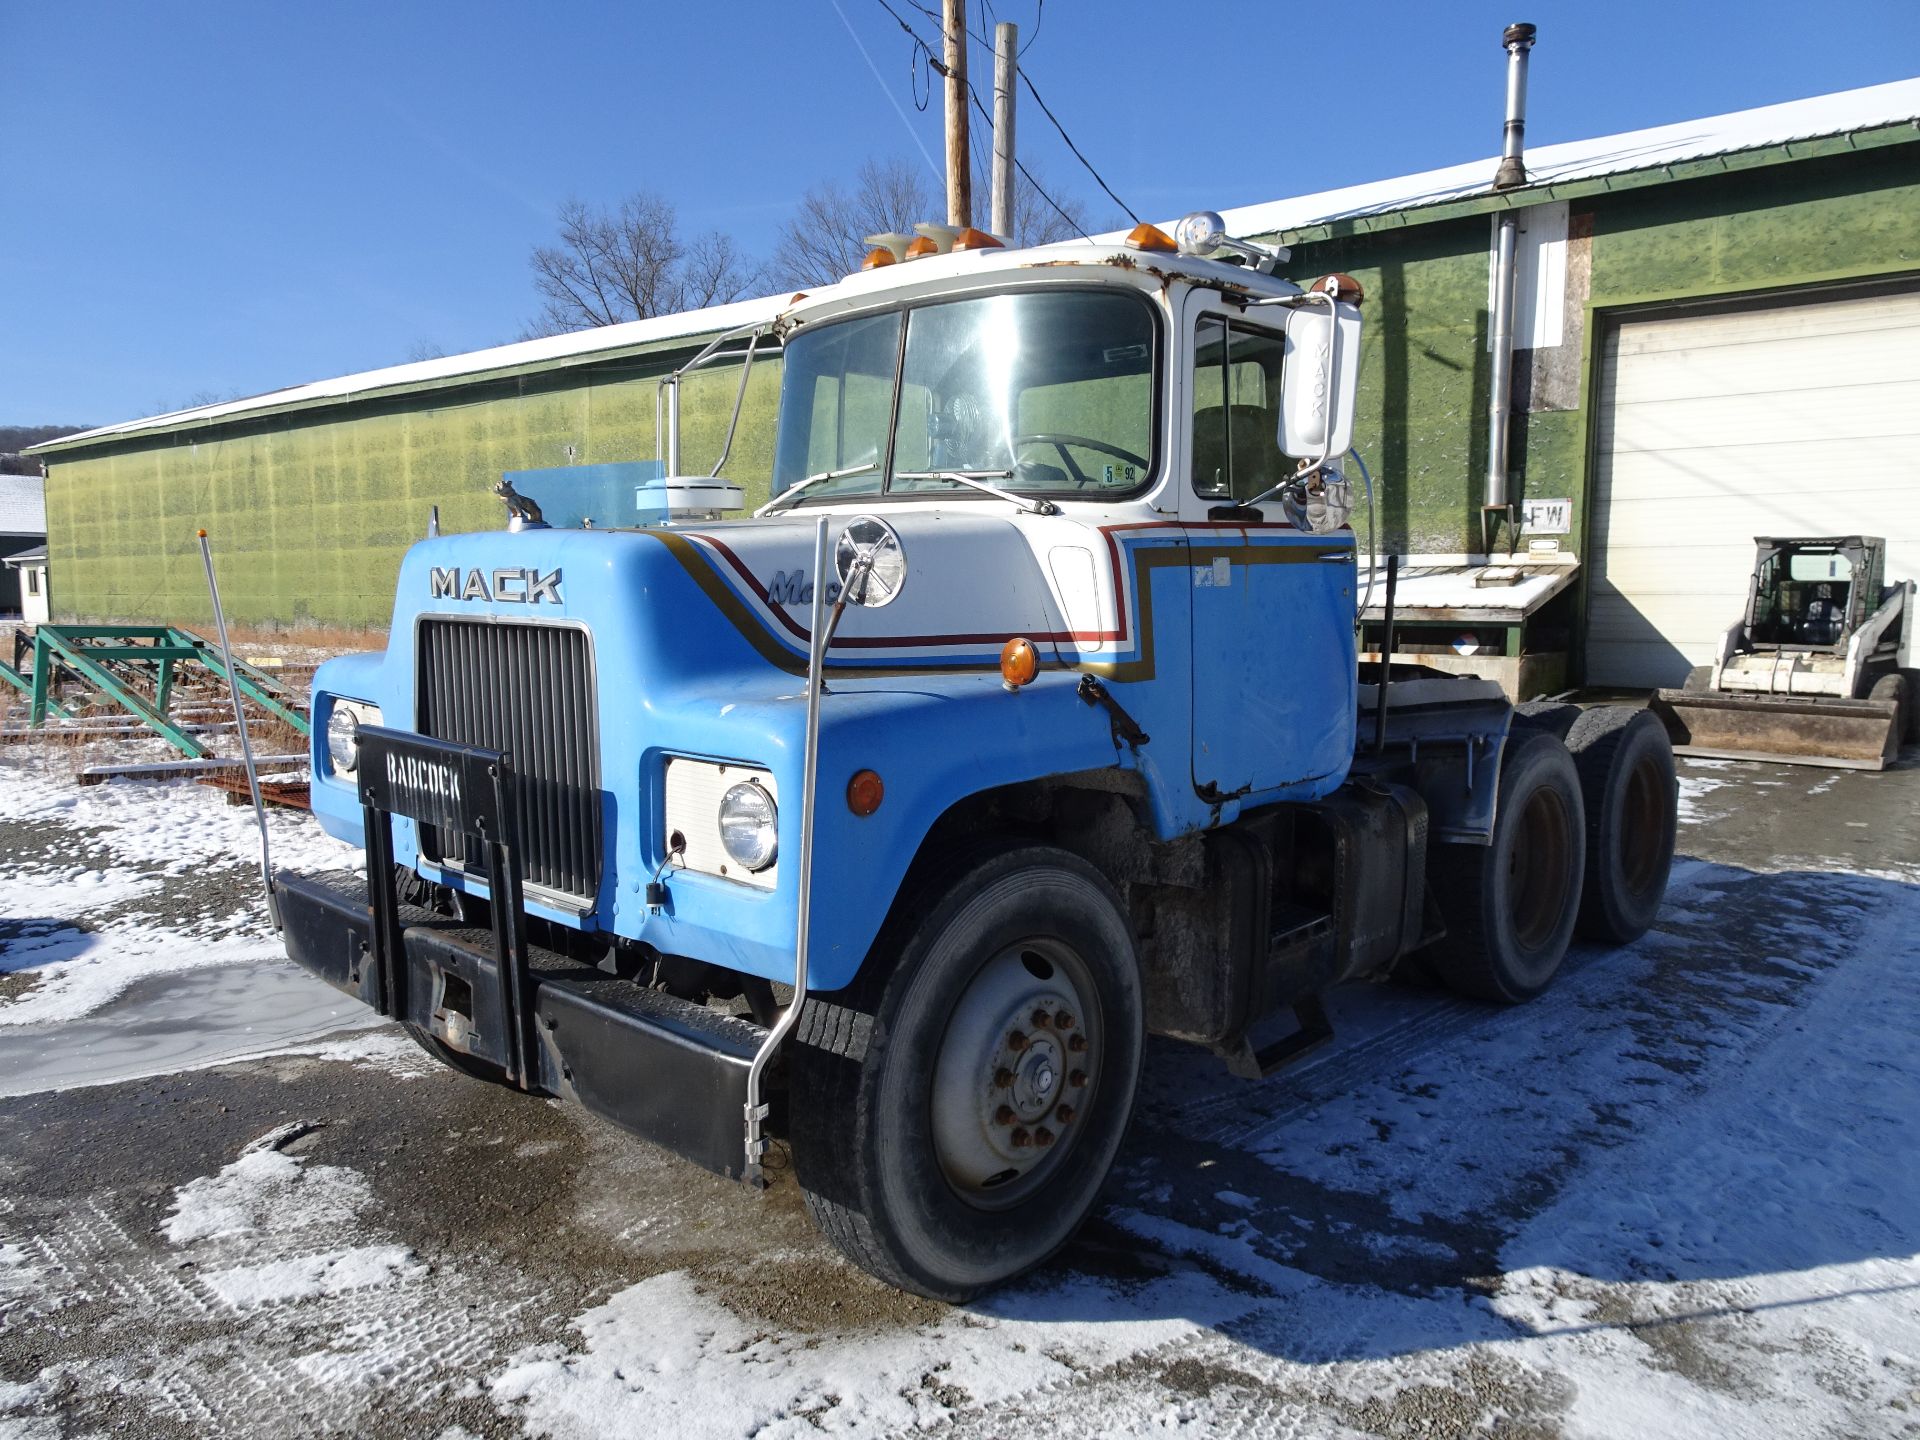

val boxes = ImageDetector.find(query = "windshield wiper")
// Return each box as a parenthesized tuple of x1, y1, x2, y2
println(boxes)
(755, 464, 879, 516)
(894, 469, 1061, 517)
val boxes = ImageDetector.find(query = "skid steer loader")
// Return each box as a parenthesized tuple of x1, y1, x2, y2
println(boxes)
(1651, 536, 1915, 770)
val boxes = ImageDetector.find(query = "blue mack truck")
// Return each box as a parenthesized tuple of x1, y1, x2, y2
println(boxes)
(276, 215, 1679, 1301)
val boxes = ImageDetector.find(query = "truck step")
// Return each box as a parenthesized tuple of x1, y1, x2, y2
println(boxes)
(1221, 992, 1335, 1081)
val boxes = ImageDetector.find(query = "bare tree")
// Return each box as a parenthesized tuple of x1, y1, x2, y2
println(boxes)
(526, 192, 760, 336)
(770, 156, 1089, 290)
(770, 158, 935, 292)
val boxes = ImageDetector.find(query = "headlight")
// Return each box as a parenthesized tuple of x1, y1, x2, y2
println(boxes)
(325, 701, 379, 775)
(718, 780, 778, 872)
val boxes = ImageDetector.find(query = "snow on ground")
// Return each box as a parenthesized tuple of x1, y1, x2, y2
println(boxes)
(0, 747, 359, 1028)
(2, 742, 1918, 1437)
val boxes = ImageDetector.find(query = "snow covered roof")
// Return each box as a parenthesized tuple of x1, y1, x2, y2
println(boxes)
(33, 292, 787, 455)
(1210, 77, 1920, 240)
(0, 475, 46, 536)
(33, 78, 1918, 460)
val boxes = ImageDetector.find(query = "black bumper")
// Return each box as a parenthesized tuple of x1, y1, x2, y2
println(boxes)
(277, 869, 766, 1180)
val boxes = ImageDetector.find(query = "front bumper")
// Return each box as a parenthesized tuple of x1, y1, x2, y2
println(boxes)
(277, 868, 767, 1180)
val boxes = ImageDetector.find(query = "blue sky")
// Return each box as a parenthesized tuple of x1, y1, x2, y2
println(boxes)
(4, 1, 1917, 427)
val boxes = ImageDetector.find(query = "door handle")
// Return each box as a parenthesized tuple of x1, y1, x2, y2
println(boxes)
(1318, 551, 1355, 564)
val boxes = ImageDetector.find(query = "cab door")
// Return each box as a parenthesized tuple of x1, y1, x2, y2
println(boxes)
(1185, 307, 1356, 803)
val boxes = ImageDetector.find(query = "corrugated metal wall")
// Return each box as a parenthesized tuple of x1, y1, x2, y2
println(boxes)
(44, 355, 779, 628)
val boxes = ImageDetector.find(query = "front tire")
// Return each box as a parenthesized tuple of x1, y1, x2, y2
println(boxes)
(789, 844, 1144, 1301)
(1428, 729, 1586, 1003)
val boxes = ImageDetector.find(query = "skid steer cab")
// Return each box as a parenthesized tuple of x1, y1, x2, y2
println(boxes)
(275, 214, 1679, 1301)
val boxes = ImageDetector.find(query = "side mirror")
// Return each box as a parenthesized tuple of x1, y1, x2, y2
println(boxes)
(1278, 296, 1363, 462)
(835, 516, 907, 607)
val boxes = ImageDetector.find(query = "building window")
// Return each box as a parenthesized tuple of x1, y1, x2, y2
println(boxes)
(25, 569, 38, 596)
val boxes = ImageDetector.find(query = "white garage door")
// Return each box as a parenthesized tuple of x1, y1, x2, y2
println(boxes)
(1587, 286, 1920, 688)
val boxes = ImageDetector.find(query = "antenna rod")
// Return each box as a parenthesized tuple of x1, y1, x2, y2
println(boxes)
(198, 529, 279, 930)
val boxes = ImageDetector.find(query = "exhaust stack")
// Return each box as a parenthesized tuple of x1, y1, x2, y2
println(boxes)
(1493, 23, 1536, 191)
(1484, 21, 1536, 553)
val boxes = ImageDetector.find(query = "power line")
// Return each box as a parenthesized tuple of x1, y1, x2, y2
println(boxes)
(962, 78, 1087, 240)
(1017, 70, 1138, 224)
(832, 0, 945, 181)
(886, 0, 1137, 225)
(870, 0, 1094, 240)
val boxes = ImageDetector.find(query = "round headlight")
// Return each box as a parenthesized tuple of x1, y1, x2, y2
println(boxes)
(326, 705, 361, 774)
(718, 781, 778, 872)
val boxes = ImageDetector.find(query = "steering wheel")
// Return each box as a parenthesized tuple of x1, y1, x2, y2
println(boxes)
(1013, 433, 1149, 488)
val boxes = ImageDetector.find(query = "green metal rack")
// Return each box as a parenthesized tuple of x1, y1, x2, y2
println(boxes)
(1, 625, 310, 759)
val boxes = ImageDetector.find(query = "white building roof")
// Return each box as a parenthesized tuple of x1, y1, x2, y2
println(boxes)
(0, 475, 46, 536)
(35, 78, 1920, 457)
(1209, 76, 1920, 239)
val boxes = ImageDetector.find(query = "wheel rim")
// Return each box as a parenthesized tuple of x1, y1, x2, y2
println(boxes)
(929, 938, 1100, 1210)
(1620, 753, 1666, 897)
(1508, 786, 1572, 950)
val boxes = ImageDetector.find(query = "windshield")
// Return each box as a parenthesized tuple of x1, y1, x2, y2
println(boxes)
(771, 289, 1157, 504)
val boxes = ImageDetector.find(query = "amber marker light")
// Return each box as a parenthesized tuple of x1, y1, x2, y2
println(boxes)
(904, 235, 941, 259)
(860, 247, 896, 271)
(1000, 636, 1040, 691)
(952, 227, 1005, 251)
(1125, 222, 1178, 253)
(1313, 272, 1365, 303)
(847, 769, 885, 816)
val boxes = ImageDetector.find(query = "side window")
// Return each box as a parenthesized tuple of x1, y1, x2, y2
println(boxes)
(1191, 317, 1288, 503)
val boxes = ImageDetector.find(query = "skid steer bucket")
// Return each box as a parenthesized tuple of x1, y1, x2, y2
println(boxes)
(1650, 689, 1902, 771)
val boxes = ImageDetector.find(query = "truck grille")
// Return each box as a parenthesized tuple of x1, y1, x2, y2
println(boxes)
(416, 618, 602, 903)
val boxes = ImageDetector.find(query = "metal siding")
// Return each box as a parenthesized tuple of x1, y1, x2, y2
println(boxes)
(1588, 288, 1920, 688)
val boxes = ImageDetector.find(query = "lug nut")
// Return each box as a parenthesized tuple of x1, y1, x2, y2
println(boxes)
(1067, 1033, 1088, 1053)
(1007, 1030, 1029, 1052)
(1034, 1127, 1056, 1147)
(1055, 1103, 1076, 1124)
(1010, 1127, 1032, 1148)
(994, 1067, 1015, 1088)
(1031, 1008, 1053, 1029)
(1069, 1069, 1088, 1089)
(1055, 1010, 1075, 1030)
(994, 1105, 1016, 1125)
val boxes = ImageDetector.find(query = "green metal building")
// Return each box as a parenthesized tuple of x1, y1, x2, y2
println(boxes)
(30, 79, 1920, 687)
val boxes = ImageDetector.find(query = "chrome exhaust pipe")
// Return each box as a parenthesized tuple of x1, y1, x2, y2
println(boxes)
(1484, 21, 1536, 552)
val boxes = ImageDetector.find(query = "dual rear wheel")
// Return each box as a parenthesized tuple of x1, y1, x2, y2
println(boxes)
(1430, 705, 1676, 1001)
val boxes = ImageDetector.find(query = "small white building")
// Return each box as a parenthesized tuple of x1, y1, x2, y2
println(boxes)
(0, 475, 47, 622)
(4, 546, 48, 624)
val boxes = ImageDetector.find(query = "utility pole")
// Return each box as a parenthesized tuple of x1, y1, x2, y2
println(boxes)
(990, 21, 1017, 238)
(943, 0, 971, 228)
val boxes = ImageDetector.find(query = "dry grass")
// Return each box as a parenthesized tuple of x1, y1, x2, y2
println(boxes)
(216, 620, 385, 656)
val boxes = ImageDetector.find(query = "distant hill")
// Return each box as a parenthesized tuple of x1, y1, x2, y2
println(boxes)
(0, 425, 91, 475)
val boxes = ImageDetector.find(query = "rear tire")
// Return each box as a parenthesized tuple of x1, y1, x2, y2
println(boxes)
(1565, 706, 1678, 945)
(1428, 729, 1586, 1003)
(1512, 700, 1581, 741)
(789, 844, 1144, 1301)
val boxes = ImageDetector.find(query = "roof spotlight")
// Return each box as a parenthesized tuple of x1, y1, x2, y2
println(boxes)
(1176, 210, 1229, 257)
(1173, 210, 1290, 272)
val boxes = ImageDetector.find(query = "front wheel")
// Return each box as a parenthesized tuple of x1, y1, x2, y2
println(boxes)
(789, 844, 1144, 1301)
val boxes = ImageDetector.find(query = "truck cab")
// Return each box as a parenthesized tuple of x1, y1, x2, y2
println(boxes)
(275, 220, 1678, 1300)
